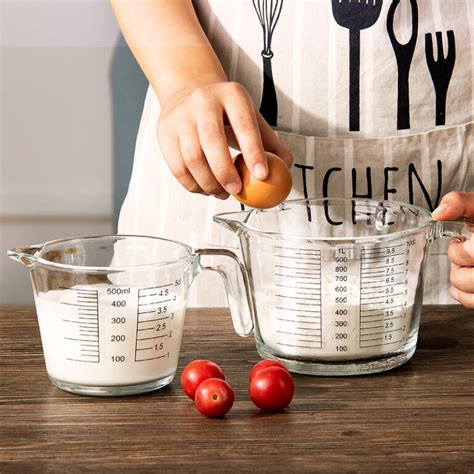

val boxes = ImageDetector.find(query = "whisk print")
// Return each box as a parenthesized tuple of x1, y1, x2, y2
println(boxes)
(425, 31, 456, 127)
(252, 0, 284, 126)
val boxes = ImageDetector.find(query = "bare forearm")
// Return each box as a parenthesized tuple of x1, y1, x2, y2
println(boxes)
(110, 0, 226, 103)
(110, 0, 292, 201)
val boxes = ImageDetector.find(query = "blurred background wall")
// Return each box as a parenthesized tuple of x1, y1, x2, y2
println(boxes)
(1, 0, 147, 305)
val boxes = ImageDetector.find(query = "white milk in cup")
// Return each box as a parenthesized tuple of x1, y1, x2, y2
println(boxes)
(214, 198, 472, 376)
(35, 285, 186, 387)
(8, 235, 253, 396)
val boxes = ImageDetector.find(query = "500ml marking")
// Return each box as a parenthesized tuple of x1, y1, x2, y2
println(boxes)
(107, 288, 131, 295)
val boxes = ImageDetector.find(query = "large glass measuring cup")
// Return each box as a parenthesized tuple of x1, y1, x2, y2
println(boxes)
(215, 198, 472, 376)
(8, 235, 253, 396)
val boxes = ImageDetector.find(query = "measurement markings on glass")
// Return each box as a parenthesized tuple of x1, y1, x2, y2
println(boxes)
(274, 247, 322, 349)
(61, 288, 99, 363)
(276, 283, 320, 290)
(135, 284, 174, 362)
(275, 274, 321, 282)
(359, 244, 409, 348)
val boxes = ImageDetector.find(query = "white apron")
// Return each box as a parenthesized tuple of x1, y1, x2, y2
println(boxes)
(118, 0, 474, 306)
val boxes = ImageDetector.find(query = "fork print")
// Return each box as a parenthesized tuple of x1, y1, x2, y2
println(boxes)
(425, 31, 456, 126)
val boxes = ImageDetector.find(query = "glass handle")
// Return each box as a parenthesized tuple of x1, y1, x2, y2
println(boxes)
(434, 217, 474, 241)
(195, 248, 254, 337)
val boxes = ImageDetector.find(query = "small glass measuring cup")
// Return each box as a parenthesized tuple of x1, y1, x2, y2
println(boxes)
(8, 235, 254, 396)
(215, 198, 472, 376)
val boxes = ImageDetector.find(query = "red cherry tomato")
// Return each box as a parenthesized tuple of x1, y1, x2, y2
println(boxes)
(249, 366, 294, 412)
(249, 359, 289, 383)
(181, 360, 225, 400)
(194, 378, 234, 418)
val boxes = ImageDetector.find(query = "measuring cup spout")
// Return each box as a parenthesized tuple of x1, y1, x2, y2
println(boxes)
(213, 210, 253, 235)
(7, 245, 43, 267)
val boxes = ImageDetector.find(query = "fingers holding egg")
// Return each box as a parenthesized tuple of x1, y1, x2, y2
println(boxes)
(232, 152, 292, 209)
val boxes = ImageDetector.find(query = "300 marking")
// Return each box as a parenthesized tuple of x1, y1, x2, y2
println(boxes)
(111, 317, 126, 324)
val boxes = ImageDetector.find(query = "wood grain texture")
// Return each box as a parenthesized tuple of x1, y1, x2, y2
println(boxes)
(1, 306, 473, 473)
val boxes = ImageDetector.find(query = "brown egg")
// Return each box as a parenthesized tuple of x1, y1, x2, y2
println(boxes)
(233, 152, 292, 209)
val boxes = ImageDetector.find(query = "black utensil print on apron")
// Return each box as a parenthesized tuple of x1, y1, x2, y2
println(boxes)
(331, 0, 383, 132)
(387, 0, 418, 130)
(425, 31, 456, 126)
(253, 0, 284, 126)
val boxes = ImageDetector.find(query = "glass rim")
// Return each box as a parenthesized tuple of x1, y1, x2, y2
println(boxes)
(221, 198, 434, 243)
(23, 234, 195, 273)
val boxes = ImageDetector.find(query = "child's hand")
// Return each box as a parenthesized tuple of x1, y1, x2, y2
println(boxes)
(156, 82, 292, 199)
(432, 192, 474, 309)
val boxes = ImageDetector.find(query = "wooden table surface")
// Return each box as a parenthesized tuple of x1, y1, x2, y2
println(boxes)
(1, 306, 473, 472)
